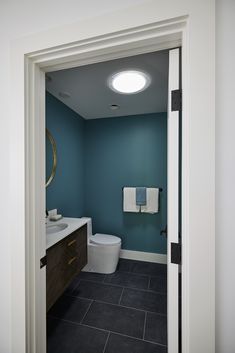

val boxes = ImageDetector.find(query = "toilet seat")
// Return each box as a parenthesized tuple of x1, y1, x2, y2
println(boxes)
(90, 233, 121, 246)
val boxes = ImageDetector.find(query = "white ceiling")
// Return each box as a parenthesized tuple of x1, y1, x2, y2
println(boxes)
(46, 49, 169, 119)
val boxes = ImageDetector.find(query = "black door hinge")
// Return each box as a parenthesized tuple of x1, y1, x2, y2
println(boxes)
(160, 225, 167, 238)
(171, 89, 182, 111)
(40, 255, 47, 269)
(171, 243, 181, 265)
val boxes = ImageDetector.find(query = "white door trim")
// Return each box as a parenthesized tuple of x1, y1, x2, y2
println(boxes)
(167, 48, 180, 353)
(9, 11, 214, 353)
(25, 21, 184, 352)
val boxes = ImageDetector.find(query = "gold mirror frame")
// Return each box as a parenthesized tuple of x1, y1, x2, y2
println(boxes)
(46, 129, 57, 187)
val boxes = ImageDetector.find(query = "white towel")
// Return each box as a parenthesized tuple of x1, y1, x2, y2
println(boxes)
(141, 188, 159, 214)
(123, 187, 140, 212)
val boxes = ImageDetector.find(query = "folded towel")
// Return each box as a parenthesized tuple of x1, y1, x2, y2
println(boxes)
(141, 188, 159, 214)
(136, 187, 147, 206)
(123, 187, 139, 213)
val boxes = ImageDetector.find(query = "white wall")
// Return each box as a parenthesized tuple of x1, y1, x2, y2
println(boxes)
(0, 1, 215, 352)
(216, 1, 235, 352)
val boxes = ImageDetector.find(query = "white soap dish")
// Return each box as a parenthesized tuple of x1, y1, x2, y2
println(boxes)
(49, 214, 63, 221)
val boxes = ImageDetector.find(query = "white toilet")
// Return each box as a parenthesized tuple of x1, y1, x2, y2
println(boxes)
(82, 217, 121, 274)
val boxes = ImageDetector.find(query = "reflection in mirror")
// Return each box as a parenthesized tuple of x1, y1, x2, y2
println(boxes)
(46, 129, 57, 187)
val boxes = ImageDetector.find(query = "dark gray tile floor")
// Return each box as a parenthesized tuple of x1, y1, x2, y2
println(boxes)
(73, 280, 123, 304)
(47, 259, 167, 353)
(149, 275, 167, 293)
(47, 316, 108, 353)
(105, 333, 167, 353)
(121, 287, 167, 314)
(83, 301, 145, 338)
(145, 312, 167, 345)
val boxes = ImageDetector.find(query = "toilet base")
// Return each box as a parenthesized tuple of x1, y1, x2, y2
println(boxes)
(83, 242, 121, 274)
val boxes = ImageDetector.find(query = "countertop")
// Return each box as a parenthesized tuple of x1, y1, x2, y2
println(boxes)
(46, 217, 89, 250)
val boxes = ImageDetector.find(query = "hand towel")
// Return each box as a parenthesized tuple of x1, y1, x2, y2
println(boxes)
(136, 187, 147, 206)
(141, 188, 159, 214)
(123, 187, 139, 212)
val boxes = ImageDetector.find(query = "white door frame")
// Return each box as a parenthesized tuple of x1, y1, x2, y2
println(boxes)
(167, 48, 181, 353)
(10, 12, 215, 353)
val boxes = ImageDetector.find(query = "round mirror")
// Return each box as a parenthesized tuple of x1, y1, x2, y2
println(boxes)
(46, 129, 57, 187)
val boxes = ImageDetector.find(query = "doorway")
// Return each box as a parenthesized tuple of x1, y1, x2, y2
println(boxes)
(44, 47, 181, 352)
(20, 18, 192, 353)
(45, 49, 171, 352)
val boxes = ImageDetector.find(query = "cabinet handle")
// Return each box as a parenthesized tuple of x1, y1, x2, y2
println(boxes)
(68, 256, 77, 265)
(67, 239, 76, 247)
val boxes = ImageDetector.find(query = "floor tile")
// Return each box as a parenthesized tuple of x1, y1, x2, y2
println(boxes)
(73, 280, 123, 304)
(117, 259, 133, 272)
(47, 316, 108, 353)
(104, 271, 149, 290)
(118, 259, 167, 277)
(79, 271, 106, 283)
(104, 333, 167, 353)
(131, 261, 167, 277)
(64, 276, 80, 295)
(149, 276, 167, 293)
(121, 288, 167, 314)
(48, 295, 91, 324)
(83, 301, 145, 339)
(144, 312, 167, 345)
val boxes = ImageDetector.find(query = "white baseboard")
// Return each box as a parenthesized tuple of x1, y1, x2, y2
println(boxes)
(119, 249, 167, 264)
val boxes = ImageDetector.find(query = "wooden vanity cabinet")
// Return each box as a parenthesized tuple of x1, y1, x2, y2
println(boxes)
(46, 224, 87, 311)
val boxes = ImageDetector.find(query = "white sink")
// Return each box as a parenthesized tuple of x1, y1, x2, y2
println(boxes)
(46, 223, 68, 235)
(46, 217, 88, 250)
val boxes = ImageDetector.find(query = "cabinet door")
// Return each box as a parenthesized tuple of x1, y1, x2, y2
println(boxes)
(46, 224, 87, 311)
(46, 245, 67, 310)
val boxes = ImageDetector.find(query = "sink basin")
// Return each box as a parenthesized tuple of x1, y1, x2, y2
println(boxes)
(46, 223, 68, 235)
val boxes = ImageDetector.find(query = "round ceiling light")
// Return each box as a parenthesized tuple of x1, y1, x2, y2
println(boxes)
(108, 70, 151, 94)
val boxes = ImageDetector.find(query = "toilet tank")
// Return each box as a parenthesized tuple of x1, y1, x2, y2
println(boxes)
(81, 217, 92, 237)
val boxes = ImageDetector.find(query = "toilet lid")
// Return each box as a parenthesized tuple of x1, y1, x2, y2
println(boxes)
(91, 233, 121, 246)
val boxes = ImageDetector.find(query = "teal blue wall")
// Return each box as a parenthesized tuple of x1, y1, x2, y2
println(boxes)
(84, 114, 167, 254)
(46, 92, 167, 254)
(46, 93, 85, 217)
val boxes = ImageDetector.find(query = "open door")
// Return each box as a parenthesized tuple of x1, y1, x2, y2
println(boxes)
(167, 48, 181, 353)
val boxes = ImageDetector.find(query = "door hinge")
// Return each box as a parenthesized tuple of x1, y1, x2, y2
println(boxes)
(171, 89, 182, 111)
(40, 255, 47, 269)
(171, 242, 181, 265)
(160, 225, 167, 238)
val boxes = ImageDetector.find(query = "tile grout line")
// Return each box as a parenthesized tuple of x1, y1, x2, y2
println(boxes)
(118, 287, 124, 305)
(51, 316, 168, 348)
(49, 260, 167, 349)
(147, 276, 151, 290)
(102, 331, 111, 353)
(69, 279, 80, 295)
(71, 278, 166, 295)
(80, 299, 94, 324)
(65, 294, 167, 316)
(143, 311, 147, 340)
(47, 314, 167, 348)
(81, 322, 168, 348)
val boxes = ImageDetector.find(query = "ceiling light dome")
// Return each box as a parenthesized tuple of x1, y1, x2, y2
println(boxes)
(108, 70, 151, 94)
